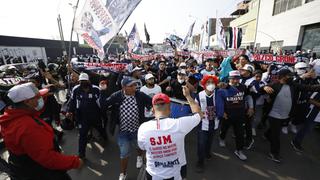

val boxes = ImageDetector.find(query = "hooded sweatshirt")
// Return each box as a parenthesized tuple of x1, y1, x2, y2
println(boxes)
(0, 108, 80, 170)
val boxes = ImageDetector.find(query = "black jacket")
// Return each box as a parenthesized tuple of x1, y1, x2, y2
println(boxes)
(264, 82, 320, 118)
(100, 90, 152, 135)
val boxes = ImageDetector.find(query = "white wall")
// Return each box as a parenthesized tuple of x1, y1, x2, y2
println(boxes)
(255, 0, 320, 48)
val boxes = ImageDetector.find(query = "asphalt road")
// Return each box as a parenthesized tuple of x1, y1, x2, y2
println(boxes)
(59, 126, 320, 180)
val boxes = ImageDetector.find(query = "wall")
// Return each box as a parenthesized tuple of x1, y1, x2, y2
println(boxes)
(230, 0, 260, 46)
(255, 0, 320, 50)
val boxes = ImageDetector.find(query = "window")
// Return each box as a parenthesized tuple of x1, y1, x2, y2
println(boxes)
(273, 0, 303, 15)
(301, 23, 320, 51)
(270, 41, 284, 53)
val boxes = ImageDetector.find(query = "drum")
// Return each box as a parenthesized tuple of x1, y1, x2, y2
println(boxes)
(170, 98, 191, 118)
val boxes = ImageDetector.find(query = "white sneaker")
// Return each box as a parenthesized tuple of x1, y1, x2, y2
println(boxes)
(119, 173, 127, 180)
(282, 127, 288, 134)
(136, 156, 143, 168)
(252, 128, 256, 136)
(234, 150, 247, 161)
(290, 124, 298, 134)
(219, 138, 226, 147)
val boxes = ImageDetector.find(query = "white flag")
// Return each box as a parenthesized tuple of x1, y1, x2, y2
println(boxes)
(199, 21, 209, 50)
(216, 18, 226, 49)
(74, 0, 119, 59)
(180, 21, 195, 50)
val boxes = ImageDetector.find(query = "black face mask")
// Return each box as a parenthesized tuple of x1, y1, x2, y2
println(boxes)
(80, 82, 90, 89)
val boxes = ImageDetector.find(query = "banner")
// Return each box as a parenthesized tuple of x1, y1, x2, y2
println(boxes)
(144, 23, 150, 44)
(180, 21, 195, 50)
(0, 77, 24, 86)
(252, 54, 296, 65)
(130, 53, 156, 61)
(227, 27, 242, 49)
(74, 0, 119, 59)
(165, 34, 183, 49)
(105, 0, 142, 28)
(75, 62, 128, 72)
(199, 21, 209, 50)
(0, 46, 47, 66)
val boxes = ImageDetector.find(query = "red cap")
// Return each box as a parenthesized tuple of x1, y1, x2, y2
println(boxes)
(152, 93, 170, 105)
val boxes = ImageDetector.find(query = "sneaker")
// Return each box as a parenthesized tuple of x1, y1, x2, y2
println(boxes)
(291, 140, 303, 153)
(219, 138, 226, 147)
(252, 128, 257, 136)
(195, 162, 204, 173)
(119, 173, 127, 180)
(268, 153, 281, 163)
(234, 150, 247, 161)
(282, 127, 288, 134)
(136, 156, 143, 168)
(246, 139, 255, 150)
(290, 124, 298, 134)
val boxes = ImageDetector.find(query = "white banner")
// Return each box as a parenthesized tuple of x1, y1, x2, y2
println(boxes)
(0, 46, 47, 66)
(74, 0, 119, 58)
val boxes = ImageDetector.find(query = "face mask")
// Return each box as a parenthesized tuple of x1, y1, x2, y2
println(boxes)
(80, 82, 90, 88)
(99, 84, 107, 90)
(35, 97, 44, 111)
(296, 69, 307, 76)
(178, 79, 185, 84)
(206, 84, 216, 92)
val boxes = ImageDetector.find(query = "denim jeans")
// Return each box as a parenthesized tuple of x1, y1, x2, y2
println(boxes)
(197, 127, 215, 164)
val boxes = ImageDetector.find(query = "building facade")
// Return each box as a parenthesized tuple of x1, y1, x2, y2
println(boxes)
(229, 0, 260, 49)
(255, 0, 320, 52)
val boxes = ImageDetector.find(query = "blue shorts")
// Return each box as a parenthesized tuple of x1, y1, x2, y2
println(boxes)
(117, 131, 138, 158)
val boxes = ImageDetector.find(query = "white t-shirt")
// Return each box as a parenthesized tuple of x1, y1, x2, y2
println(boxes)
(138, 113, 201, 180)
(140, 85, 162, 117)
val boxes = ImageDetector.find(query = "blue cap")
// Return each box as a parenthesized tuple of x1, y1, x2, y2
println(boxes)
(121, 77, 137, 87)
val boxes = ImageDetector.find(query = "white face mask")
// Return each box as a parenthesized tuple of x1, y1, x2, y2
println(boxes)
(206, 84, 216, 92)
(178, 79, 185, 84)
(35, 97, 44, 111)
(296, 69, 307, 76)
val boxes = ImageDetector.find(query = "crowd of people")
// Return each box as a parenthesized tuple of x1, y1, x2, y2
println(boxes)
(0, 48, 319, 180)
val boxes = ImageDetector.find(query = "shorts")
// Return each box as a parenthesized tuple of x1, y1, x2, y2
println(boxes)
(117, 131, 138, 158)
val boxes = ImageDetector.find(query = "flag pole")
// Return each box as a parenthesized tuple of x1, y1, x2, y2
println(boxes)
(67, 0, 80, 95)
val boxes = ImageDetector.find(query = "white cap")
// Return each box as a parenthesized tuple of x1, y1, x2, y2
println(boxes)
(177, 69, 187, 75)
(145, 73, 155, 80)
(79, 73, 89, 81)
(179, 62, 187, 67)
(7, 82, 48, 103)
(131, 67, 143, 73)
(229, 70, 241, 78)
(241, 64, 255, 73)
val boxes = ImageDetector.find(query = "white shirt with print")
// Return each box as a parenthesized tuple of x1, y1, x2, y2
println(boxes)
(138, 113, 201, 180)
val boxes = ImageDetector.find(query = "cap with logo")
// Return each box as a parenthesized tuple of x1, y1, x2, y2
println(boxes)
(7, 82, 48, 103)
(241, 64, 255, 73)
(229, 70, 241, 78)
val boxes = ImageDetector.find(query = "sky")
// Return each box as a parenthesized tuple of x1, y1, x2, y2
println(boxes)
(0, 0, 242, 43)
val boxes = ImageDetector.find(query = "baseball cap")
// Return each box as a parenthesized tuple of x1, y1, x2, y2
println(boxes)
(179, 62, 187, 68)
(241, 64, 255, 73)
(121, 77, 137, 87)
(145, 73, 155, 80)
(229, 70, 241, 78)
(79, 73, 89, 81)
(278, 68, 293, 77)
(177, 69, 187, 75)
(131, 67, 143, 73)
(152, 93, 170, 105)
(7, 82, 48, 103)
